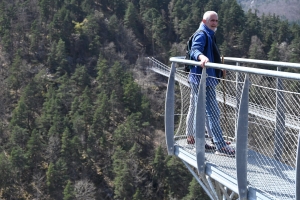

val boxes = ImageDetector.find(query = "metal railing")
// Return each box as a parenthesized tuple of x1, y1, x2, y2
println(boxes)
(148, 56, 300, 200)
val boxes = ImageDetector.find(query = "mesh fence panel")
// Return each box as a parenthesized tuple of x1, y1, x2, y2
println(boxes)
(148, 57, 300, 199)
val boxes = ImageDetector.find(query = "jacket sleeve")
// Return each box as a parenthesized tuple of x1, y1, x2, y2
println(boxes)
(190, 31, 206, 61)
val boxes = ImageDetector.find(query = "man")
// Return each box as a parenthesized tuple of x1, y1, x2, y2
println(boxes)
(186, 11, 235, 156)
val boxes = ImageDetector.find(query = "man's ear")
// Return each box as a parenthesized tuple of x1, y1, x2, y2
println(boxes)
(202, 19, 206, 24)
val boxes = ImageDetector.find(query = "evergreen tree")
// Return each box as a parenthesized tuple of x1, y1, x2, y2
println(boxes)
(26, 129, 44, 170)
(46, 162, 56, 191)
(183, 178, 210, 200)
(71, 64, 91, 89)
(113, 113, 142, 150)
(133, 188, 143, 200)
(92, 91, 110, 135)
(165, 156, 191, 198)
(8, 51, 24, 94)
(61, 128, 72, 159)
(10, 126, 29, 148)
(30, 19, 41, 53)
(268, 41, 280, 61)
(10, 98, 30, 130)
(277, 20, 291, 43)
(63, 180, 75, 200)
(113, 147, 135, 199)
(78, 86, 94, 126)
(139, 0, 160, 13)
(46, 158, 69, 196)
(152, 146, 167, 198)
(288, 37, 300, 63)
(10, 145, 27, 168)
(39, 0, 52, 22)
(152, 16, 168, 50)
(141, 8, 160, 54)
(123, 76, 142, 113)
(219, 0, 245, 52)
(124, 2, 140, 34)
(55, 39, 70, 75)
(0, 153, 14, 192)
(96, 56, 112, 94)
(204, 0, 221, 12)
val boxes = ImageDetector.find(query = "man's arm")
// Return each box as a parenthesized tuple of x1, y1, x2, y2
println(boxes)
(191, 31, 209, 68)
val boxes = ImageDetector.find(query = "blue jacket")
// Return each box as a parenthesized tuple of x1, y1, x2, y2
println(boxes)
(188, 23, 219, 86)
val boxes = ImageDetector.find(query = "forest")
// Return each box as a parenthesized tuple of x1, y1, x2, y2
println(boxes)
(0, 0, 299, 199)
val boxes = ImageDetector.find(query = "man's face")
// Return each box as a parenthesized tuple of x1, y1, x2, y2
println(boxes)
(204, 14, 218, 31)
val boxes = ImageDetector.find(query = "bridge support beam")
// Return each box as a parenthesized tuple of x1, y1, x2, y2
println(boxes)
(196, 68, 207, 174)
(236, 74, 250, 200)
(165, 62, 176, 155)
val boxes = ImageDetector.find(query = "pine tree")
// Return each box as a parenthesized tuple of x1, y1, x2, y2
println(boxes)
(63, 180, 75, 200)
(8, 51, 24, 94)
(10, 146, 27, 172)
(46, 162, 56, 191)
(71, 64, 91, 89)
(92, 91, 110, 136)
(124, 2, 139, 33)
(183, 178, 210, 200)
(96, 56, 112, 94)
(10, 126, 29, 148)
(268, 41, 280, 61)
(288, 37, 300, 63)
(55, 39, 70, 75)
(113, 147, 134, 199)
(10, 98, 30, 131)
(152, 16, 167, 50)
(0, 153, 14, 191)
(26, 129, 44, 170)
(123, 76, 142, 113)
(133, 189, 143, 200)
(165, 156, 191, 198)
(46, 159, 69, 196)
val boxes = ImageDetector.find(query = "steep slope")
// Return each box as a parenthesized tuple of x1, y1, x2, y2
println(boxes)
(237, 0, 300, 23)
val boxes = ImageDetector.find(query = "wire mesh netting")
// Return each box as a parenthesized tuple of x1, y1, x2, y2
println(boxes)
(148, 57, 300, 199)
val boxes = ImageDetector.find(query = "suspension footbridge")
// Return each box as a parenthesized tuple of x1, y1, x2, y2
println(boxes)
(147, 56, 300, 200)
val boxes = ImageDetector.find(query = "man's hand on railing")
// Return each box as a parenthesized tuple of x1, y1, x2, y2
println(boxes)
(198, 54, 209, 68)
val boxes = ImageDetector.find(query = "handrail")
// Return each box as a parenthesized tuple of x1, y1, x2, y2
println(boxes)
(224, 57, 300, 69)
(149, 56, 300, 199)
(168, 56, 300, 70)
(169, 56, 300, 81)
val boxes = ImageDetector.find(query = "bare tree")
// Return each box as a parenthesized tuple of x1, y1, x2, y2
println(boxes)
(46, 135, 61, 163)
(74, 179, 96, 200)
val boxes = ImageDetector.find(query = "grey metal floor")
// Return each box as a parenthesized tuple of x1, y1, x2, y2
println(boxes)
(175, 138, 296, 200)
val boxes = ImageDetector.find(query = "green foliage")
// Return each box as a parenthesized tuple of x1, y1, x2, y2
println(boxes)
(10, 146, 27, 171)
(8, 51, 24, 93)
(288, 37, 300, 63)
(268, 42, 280, 61)
(112, 147, 135, 199)
(63, 180, 75, 200)
(0, 0, 300, 198)
(47, 159, 69, 195)
(165, 156, 192, 198)
(183, 178, 210, 200)
(0, 153, 14, 189)
(26, 129, 44, 169)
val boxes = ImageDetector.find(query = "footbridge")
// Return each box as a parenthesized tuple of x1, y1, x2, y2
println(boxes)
(147, 57, 300, 200)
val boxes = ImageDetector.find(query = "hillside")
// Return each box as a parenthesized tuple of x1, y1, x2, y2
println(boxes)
(0, 0, 299, 199)
(237, 0, 300, 23)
